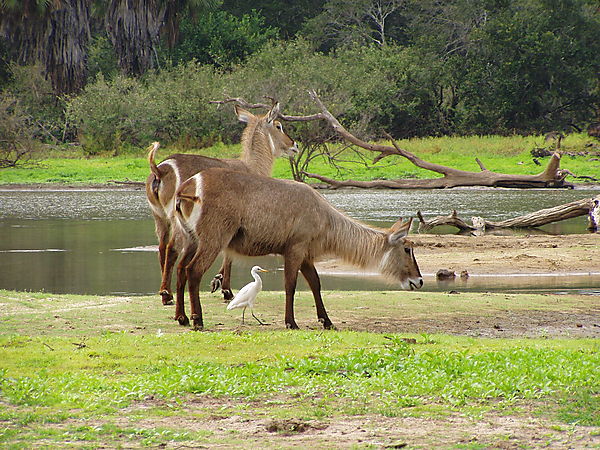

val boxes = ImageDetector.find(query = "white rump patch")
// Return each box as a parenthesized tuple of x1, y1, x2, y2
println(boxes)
(158, 159, 181, 217)
(182, 173, 204, 233)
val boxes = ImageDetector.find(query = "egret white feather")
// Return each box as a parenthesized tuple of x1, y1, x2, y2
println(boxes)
(227, 266, 268, 325)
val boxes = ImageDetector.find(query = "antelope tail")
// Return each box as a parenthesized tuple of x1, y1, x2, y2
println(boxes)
(147, 142, 161, 198)
(147, 142, 161, 179)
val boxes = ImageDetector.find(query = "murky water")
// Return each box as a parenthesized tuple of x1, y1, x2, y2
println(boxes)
(0, 187, 598, 296)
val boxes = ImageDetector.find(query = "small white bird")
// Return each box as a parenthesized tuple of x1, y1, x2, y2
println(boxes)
(227, 266, 269, 325)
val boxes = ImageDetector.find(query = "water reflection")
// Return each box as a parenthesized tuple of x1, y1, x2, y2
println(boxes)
(0, 187, 598, 295)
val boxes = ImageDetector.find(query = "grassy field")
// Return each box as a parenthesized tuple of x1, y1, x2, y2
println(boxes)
(1, 133, 599, 185)
(1, 289, 598, 448)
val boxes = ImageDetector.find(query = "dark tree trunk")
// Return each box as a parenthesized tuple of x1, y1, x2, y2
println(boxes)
(105, 0, 166, 76)
(44, 0, 91, 94)
(0, 0, 90, 95)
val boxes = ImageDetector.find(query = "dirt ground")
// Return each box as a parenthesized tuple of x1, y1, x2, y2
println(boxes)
(317, 233, 600, 276)
(411, 233, 600, 275)
(313, 233, 600, 339)
(105, 396, 599, 449)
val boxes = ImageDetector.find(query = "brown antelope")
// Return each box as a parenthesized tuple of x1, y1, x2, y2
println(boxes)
(174, 168, 423, 330)
(146, 102, 297, 305)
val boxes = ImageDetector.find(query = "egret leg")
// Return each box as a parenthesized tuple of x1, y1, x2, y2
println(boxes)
(241, 307, 246, 325)
(252, 310, 268, 326)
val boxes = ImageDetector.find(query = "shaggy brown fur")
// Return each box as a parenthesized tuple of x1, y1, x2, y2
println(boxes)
(174, 168, 423, 330)
(145, 103, 296, 305)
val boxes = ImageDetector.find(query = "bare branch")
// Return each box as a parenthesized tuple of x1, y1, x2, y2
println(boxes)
(279, 113, 327, 122)
(475, 158, 487, 171)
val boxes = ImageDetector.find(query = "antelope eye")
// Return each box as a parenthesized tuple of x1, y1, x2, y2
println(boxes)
(276, 123, 283, 131)
(404, 248, 412, 255)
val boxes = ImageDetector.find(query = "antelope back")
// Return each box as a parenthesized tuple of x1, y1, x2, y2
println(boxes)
(236, 102, 297, 175)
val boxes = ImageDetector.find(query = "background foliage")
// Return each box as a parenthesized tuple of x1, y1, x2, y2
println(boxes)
(0, 0, 599, 157)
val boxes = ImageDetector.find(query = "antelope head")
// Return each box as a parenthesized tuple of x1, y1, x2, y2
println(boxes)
(235, 102, 298, 159)
(379, 217, 423, 291)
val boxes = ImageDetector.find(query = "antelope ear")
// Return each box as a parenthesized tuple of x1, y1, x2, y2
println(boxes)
(388, 217, 413, 245)
(266, 102, 281, 123)
(235, 105, 254, 123)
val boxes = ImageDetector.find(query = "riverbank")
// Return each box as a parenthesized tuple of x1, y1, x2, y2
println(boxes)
(1, 132, 599, 185)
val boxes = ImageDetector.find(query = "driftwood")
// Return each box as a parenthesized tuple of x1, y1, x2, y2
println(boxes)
(300, 90, 574, 189)
(417, 196, 600, 233)
(208, 92, 580, 189)
(416, 210, 475, 233)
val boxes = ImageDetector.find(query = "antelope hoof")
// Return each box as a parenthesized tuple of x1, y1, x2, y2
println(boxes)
(176, 314, 190, 326)
(319, 318, 336, 330)
(222, 289, 234, 301)
(285, 321, 299, 330)
(192, 314, 203, 330)
(159, 290, 174, 306)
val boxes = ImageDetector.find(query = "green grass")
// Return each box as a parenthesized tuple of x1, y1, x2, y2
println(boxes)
(1, 133, 598, 185)
(0, 289, 598, 447)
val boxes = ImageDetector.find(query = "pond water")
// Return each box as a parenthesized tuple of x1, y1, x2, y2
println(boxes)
(0, 187, 598, 296)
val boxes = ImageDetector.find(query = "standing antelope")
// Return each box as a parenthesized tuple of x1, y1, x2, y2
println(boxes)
(174, 168, 423, 330)
(146, 102, 297, 305)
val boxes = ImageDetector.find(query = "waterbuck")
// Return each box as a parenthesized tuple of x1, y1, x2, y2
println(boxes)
(174, 168, 423, 330)
(146, 102, 297, 305)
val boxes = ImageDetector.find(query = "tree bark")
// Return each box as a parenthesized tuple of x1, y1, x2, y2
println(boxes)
(416, 196, 599, 233)
(106, 0, 166, 76)
(0, 0, 90, 95)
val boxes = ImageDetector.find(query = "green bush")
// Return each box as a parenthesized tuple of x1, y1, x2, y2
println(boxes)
(0, 95, 42, 167)
(172, 10, 279, 68)
(3, 64, 66, 143)
(66, 63, 226, 154)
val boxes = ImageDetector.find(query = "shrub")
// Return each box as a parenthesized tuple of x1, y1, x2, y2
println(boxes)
(172, 10, 279, 68)
(0, 95, 42, 168)
(3, 64, 66, 143)
(66, 63, 226, 154)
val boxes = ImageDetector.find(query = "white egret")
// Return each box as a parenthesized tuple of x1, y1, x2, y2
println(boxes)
(227, 266, 269, 325)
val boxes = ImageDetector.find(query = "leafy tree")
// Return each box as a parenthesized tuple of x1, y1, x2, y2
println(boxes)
(304, 0, 408, 50)
(171, 10, 278, 67)
(0, 95, 42, 167)
(222, 0, 326, 38)
(454, 0, 600, 133)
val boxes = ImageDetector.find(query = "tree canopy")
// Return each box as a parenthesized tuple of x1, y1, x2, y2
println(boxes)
(0, 0, 599, 149)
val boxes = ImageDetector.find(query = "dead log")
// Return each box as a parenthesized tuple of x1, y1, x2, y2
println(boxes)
(485, 197, 595, 229)
(209, 92, 578, 189)
(416, 210, 475, 233)
(416, 196, 599, 233)
(302, 90, 574, 189)
(587, 197, 599, 231)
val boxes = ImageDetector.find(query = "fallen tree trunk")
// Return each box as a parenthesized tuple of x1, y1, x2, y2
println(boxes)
(417, 196, 600, 233)
(209, 92, 578, 189)
(302, 90, 575, 189)
(416, 210, 475, 232)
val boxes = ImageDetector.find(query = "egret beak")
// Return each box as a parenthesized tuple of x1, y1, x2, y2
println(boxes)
(259, 269, 269, 273)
